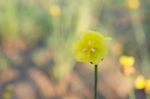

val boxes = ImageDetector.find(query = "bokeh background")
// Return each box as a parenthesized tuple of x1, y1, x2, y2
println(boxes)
(0, 0, 150, 99)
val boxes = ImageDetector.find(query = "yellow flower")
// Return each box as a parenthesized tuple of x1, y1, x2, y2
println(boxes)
(134, 75, 146, 89)
(122, 66, 135, 76)
(73, 30, 110, 64)
(3, 84, 13, 99)
(119, 55, 135, 68)
(49, 5, 61, 17)
(3, 92, 11, 99)
(145, 80, 150, 94)
(127, 0, 140, 10)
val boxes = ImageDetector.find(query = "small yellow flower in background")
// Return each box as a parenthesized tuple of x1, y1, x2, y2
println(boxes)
(119, 55, 135, 68)
(3, 84, 13, 99)
(119, 55, 135, 76)
(49, 5, 61, 17)
(145, 80, 150, 94)
(134, 75, 146, 90)
(127, 0, 140, 10)
(73, 30, 110, 64)
(122, 66, 135, 76)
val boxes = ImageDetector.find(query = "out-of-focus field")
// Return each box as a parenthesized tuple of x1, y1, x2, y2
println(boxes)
(0, 0, 150, 99)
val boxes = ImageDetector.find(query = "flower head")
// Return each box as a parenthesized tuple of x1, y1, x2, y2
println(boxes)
(73, 31, 110, 64)
(119, 55, 135, 68)
(49, 5, 61, 17)
(145, 80, 150, 94)
(3, 84, 13, 99)
(134, 75, 146, 89)
(128, 0, 140, 10)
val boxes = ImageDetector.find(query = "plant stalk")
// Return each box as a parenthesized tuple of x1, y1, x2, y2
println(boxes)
(94, 64, 98, 99)
(129, 88, 135, 99)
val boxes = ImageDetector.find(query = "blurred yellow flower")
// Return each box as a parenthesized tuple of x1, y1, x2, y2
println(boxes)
(73, 31, 110, 64)
(49, 5, 61, 17)
(127, 0, 140, 10)
(134, 75, 146, 89)
(145, 80, 150, 94)
(119, 55, 135, 68)
(3, 84, 13, 99)
(122, 66, 135, 76)
(3, 92, 11, 99)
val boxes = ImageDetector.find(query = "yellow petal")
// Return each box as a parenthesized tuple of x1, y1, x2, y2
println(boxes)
(134, 75, 146, 89)
(119, 55, 135, 68)
(145, 80, 150, 94)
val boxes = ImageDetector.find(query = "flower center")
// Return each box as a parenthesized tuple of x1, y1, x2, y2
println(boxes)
(82, 47, 95, 53)
(82, 40, 96, 53)
(90, 48, 95, 52)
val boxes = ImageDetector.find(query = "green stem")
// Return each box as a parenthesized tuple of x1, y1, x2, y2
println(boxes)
(147, 94, 150, 99)
(129, 88, 135, 99)
(94, 64, 98, 99)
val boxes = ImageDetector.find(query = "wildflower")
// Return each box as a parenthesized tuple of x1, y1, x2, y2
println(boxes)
(73, 30, 110, 64)
(3, 84, 13, 99)
(145, 80, 150, 94)
(119, 55, 135, 68)
(49, 5, 61, 17)
(134, 75, 146, 89)
(127, 0, 140, 10)
(122, 66, 135, 76)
